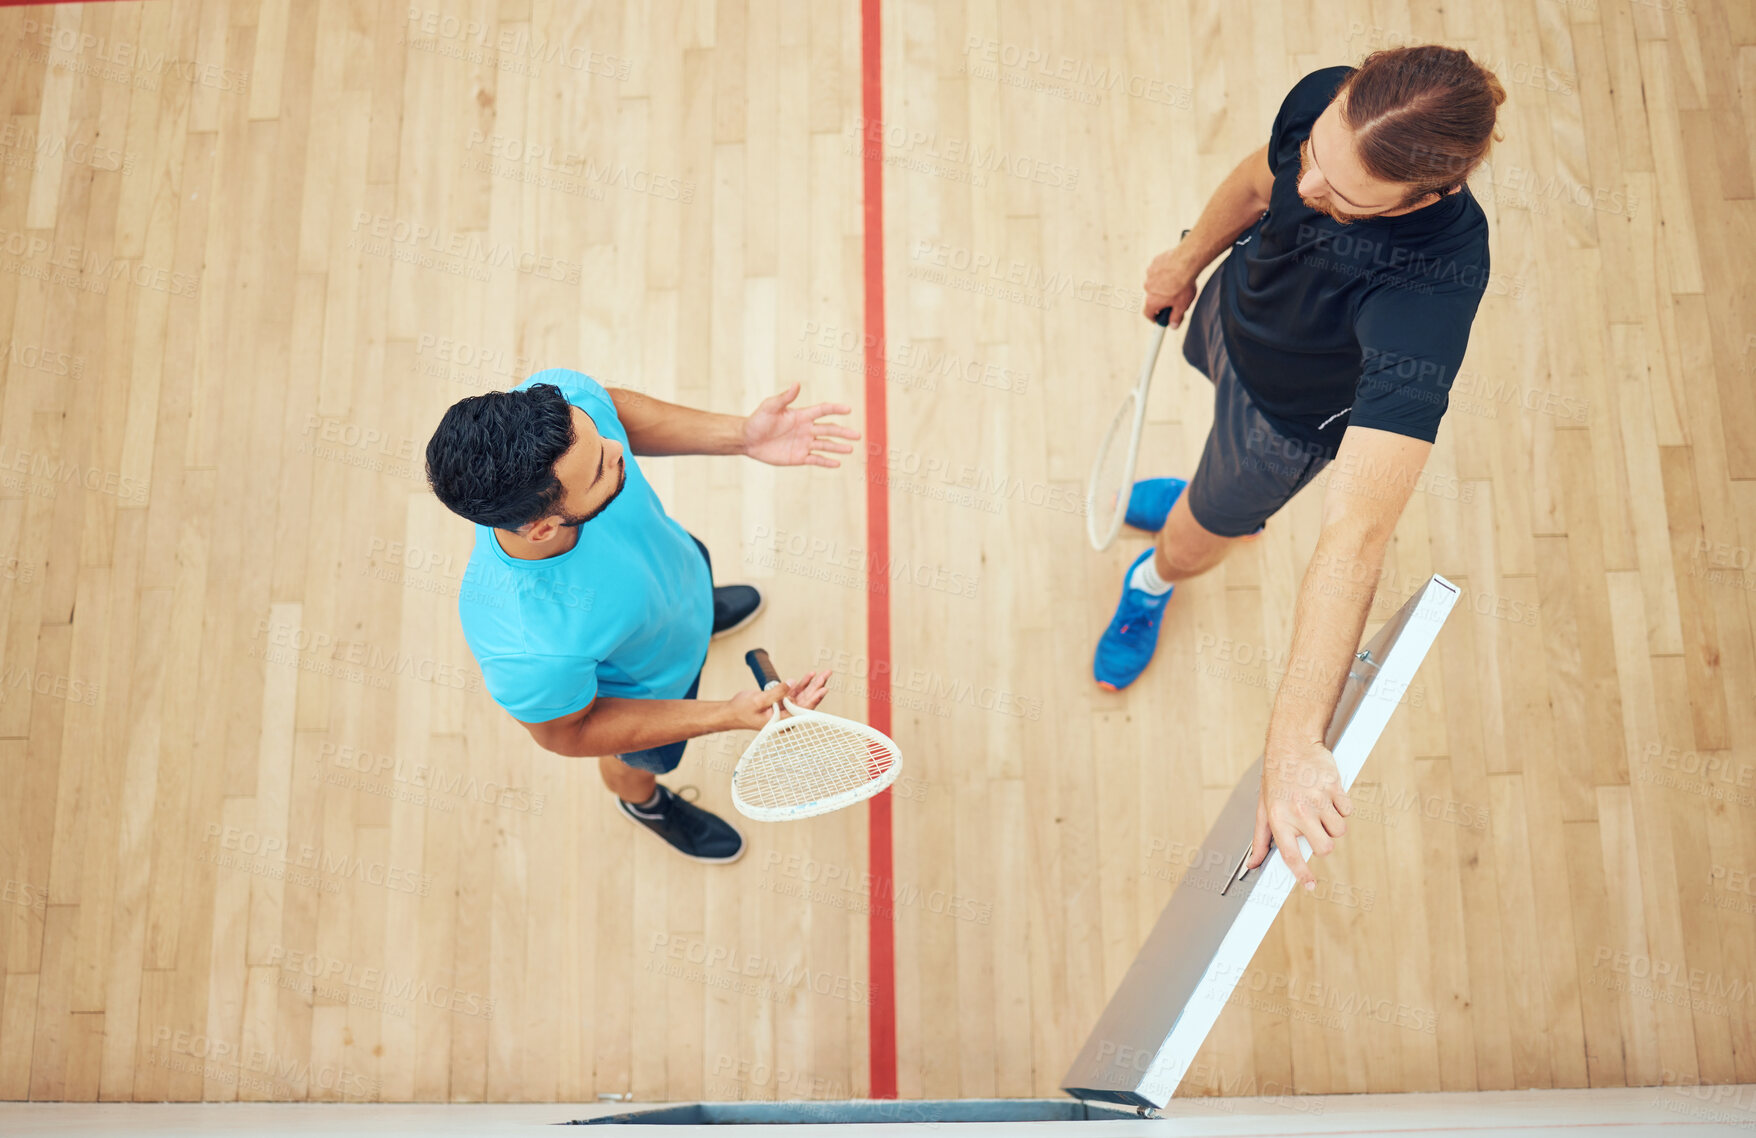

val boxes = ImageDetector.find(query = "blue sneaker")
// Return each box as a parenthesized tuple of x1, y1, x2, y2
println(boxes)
(1124, 477, 1188, 531)
(1094, 548, 1172, 691)
(1125, 476, 1264, 540)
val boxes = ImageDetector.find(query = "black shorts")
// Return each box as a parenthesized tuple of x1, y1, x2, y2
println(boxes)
(1181, 281, 1334, 538)
(616, 534, 711, 775)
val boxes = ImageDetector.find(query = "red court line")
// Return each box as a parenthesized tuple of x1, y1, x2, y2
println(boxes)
(859, 0, 898, 1103)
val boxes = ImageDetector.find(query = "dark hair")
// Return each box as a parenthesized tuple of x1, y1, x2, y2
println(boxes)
(1337, 46, 1507, 204)
(425, 383, 577, 529)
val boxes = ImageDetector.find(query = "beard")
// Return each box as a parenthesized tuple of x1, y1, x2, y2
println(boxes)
(1300, 192, 1356, 224)
(1297, 142, 1356, 224)
(561, 461, 628, 528)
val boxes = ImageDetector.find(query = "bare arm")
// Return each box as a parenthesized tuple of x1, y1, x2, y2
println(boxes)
(608, 385, 859, 465)
(525, 696, 734, 758)
(607, 388, 746, 457)
(521, 672, 831, 758)
(1142, 143, 1275, 325)
(1246, 426, 1434, 887)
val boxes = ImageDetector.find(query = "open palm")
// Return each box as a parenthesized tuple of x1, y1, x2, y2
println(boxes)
(743, 384, 861, 467)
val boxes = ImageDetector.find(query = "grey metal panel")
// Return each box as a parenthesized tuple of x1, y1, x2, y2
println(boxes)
(574, 1098, 1145, 1124)
(1062, 576, 1459, 1109)
(1057, 757, 1266, 1108)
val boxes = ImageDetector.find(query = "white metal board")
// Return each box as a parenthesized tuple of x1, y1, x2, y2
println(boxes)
(1062, 575, 1460, 1109)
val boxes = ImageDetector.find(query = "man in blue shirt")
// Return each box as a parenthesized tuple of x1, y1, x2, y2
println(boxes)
(426, 370, 858, 863)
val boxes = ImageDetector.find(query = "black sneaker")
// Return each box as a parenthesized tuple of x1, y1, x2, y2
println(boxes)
(711, 584, 765, 639)
(618, 786, 746, 863)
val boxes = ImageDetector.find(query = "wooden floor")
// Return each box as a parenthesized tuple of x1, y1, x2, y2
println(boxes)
(1, 0, 1753, 1106)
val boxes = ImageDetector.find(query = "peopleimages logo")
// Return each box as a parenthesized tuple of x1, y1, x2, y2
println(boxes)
(0, 122, 134, 174)
(402, 6, 634, 80)
(748, 524, 979, 600)
(1591, 945, 1756, 1006)
(795, 320, 1031, 394)
(1293, 225, 1504, 295)
(318, 741, 547, 814)
(347, 211, 583, 282)
(252, 617, 483, 693)
(1, 878, 47, 911)
(0, 664, 101, 706)
(0, 443, 149, 505)
(648, 932, 874, 1005)
(12, 18, 252, 93)
(0, 337, 83, 378)
(1204, 962, 1440, 1034)
(201, 822, 435, 896)
(0, 226, 201, 297)
(463, 130, 695, 202)
(959, 37, 1194, 109)
(813, 648, 1044, 721)
(849, 115, 1080, 189)
(413, 333, 532, 381)
(266, 945, 497, 1019)
(149, 1028, 377, 1098)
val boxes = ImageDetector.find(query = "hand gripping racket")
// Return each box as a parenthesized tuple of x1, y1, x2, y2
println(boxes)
(1086, 305, 1172, 551)
(731, 649, 904, 822)
(1086, 228, 1191, 552)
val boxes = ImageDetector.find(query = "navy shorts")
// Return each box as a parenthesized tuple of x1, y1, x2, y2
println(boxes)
(616, 535, 711, 775)
(1181, 281, 1335, 538)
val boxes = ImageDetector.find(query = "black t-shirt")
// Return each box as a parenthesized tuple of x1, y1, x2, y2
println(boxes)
(1217, 66, 1490, 451)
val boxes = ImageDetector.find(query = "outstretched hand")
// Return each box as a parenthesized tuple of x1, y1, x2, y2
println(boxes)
(743, 384, 860, 468)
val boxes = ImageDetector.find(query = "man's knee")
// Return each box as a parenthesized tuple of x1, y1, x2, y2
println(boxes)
(1154, 500, 1240, 579)
(1156, 539, 1232, 580)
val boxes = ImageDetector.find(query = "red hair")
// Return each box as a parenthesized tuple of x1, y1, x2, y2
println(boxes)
(1337, 46, 1506, 204)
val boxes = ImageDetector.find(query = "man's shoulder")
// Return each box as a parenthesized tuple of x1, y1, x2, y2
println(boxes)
(1278, 66, 1353, 125)
(519, 368, 615, 411)
(456, 534, 525, 644)
(1289, 65, 1354, 103)
(1270, 66, 1354, 168)
(1383, 194, 1493, 302)
(457, 537, 602, 654)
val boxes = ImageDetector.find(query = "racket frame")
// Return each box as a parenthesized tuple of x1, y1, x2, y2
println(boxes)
(1086, 317, 1170, 551)
(730, 649, 904, 822)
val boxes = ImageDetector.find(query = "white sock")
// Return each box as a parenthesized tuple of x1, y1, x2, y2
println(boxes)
(1129, 558, 1174, 595)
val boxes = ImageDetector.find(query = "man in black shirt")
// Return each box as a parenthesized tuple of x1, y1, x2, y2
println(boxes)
(1092, 47, 1505, 888)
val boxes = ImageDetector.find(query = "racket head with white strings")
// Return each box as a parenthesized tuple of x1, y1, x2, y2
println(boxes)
(730, 648, 904, 822)
(1086, 308, 1172, 551)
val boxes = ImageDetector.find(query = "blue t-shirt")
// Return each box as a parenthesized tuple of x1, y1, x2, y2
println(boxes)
(456, 369, 712, 723)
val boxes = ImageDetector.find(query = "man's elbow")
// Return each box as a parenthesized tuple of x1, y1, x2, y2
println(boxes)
(527, 728, 580, 758)
(535, 732, 595, 759)
(1306, 521, 1393, 605)
(1318, 478, 1408, 553)
(523, 707, 601, 758)
(1316, 510, 1395, 562)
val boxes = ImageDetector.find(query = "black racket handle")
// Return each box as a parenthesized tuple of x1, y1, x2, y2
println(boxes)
(745, 648, 782, 690)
